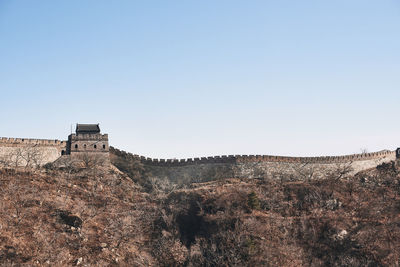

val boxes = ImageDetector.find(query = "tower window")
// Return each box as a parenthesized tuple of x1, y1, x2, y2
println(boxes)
(75, 144, 78, 149)
(103, 144, 106, 149)
(94, 144, 97, 149)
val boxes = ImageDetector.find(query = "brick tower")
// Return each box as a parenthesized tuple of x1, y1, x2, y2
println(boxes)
(66, 124, 109, 160)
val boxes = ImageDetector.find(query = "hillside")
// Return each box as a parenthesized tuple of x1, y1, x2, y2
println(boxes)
(1, 153, 400, 266)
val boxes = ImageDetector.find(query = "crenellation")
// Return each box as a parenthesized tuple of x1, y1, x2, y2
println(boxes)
(0, 137, 66, 148)
(125, 150, 396, 167)
(0, 136, 68, 167)
(1, 124, 398, 179)
(109, 146, 396, 183)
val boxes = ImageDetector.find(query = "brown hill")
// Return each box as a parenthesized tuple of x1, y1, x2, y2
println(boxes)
(1, 154, 400, 266)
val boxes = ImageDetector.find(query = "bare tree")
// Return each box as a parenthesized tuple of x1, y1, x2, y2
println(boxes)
(30, 147, 45, 168)
(324, 162, 354, 183)
(0, 153, 12, 167)
(76, 153, 106, 169)
(293, 163, 316, 181)
(0, 146, 46, 169)
(63, 157, 80, 179)
(149, 177, 177, 198)
(22, 146, 44, 169)
(11, 148, 25, 168)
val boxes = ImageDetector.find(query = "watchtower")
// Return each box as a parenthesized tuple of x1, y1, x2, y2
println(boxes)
(66, 124, 109, 159)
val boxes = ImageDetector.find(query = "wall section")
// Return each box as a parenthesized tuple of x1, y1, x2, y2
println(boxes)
(111, 148, 396, 183)
(0, 137, 66, 167)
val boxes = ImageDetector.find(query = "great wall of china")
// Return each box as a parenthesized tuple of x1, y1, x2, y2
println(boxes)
(0, 126, 398, 183)
(0, 137, 67, 147)
(111, 148, 397, 183)
(0, 137, 67, 167)
(0, 124, 109, 167)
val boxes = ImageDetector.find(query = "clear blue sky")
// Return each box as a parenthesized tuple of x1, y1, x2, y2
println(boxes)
(1, 1, 399, 158)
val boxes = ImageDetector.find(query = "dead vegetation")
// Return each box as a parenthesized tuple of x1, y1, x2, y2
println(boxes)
(0, 165, 156, 266)
(1, 153, 400, 266)
(0, 147, 45, 169)
(146, 161, 400, 266)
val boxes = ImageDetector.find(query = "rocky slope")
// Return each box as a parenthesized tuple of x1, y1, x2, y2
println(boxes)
(1, 155, 400, 266)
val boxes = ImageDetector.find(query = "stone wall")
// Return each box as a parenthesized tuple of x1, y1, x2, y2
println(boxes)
(67, 133, 110, 164)
(111, 148, 396, 183)
(67, 133, 109, 154)
(0, 137, 66, 167)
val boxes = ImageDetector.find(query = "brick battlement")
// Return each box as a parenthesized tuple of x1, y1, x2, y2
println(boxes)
(69, 133, 108, 141)
(110, 147, 395, 167)
(0, 137, 67, 147)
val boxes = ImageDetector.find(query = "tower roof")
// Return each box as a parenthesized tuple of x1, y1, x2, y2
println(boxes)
(76, 124, 100, 134)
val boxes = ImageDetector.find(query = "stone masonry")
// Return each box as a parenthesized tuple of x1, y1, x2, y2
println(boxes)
(0, 124, 398, 182)
(66, 124, 109, 160)
(112, 148, 397, 183)
(0, 138, 67, 167)
(0, 124, 109, 167)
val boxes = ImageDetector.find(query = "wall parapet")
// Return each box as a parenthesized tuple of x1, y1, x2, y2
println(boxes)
(69, 133, 108, 141)
(0, 137, 67, 147)
(110, 147, 395, 167)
